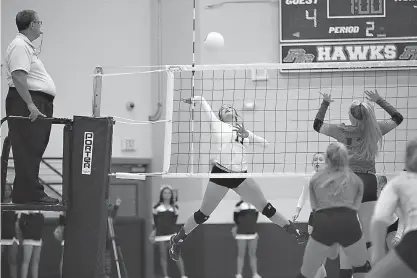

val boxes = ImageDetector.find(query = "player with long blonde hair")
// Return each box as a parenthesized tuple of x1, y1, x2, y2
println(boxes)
(297, 142, 370, 278)
(169, 96, 306, 261)
(313, 89, 403, 278)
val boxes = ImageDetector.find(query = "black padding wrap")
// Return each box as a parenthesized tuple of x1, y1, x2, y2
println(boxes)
(352, 261, 371, 273)
(391, 112, 404, 125)
(313, 119, 324, 132)
(194, 210, 209, 224)
(262, 203, 276, 218)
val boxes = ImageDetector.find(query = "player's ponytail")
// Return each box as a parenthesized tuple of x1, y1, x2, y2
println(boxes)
(351, 101, 382, 160)
(405, 138, 417, 173)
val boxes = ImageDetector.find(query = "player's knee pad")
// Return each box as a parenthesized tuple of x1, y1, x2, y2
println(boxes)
(194, 210, 209, 224)
(352, 261, 371, 273)
(262, 203, 276, 218)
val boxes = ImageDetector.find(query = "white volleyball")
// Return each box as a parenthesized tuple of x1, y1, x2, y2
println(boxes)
(204, 32, 224, 52)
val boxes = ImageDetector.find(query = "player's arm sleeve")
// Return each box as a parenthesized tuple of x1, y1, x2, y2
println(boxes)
(309, 180, 317, 211)
(248, 131, 269, 148)
(8, 44, 31, 73)
(372, 181, 399, 225)
(297, 182, 309, 209)
(313, 100, 342, 140)
(199, 97, 223, 133)
(376, 98, 403, 135)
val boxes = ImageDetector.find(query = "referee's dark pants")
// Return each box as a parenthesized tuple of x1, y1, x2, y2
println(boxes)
(6, 87, 54, 203)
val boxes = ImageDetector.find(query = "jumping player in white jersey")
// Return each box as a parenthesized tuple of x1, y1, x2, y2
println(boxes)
(293, 152, 335, 278)
(169, 96, 307, 261)
(368, 139, 417, 278)
(313, 90, 403, 278)
(297, 142, 370, 278)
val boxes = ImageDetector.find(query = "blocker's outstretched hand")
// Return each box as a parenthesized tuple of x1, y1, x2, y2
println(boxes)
(364, 89, 382, 103)
(319, 92, 333, 103)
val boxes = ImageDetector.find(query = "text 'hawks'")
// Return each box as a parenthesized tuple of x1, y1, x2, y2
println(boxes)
(283, 45, 417, 62)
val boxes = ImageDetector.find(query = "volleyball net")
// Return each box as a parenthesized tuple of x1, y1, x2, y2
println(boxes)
(98, 61, 417, 179)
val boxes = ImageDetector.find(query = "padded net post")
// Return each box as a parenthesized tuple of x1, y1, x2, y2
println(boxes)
(62, 116, 114, 278)
(165, 61, 417, 178)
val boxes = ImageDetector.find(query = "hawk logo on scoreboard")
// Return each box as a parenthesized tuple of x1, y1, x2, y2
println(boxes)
(82, 132, 94, 175)
(399, 46, 417, 60)
(283, 49, 315, 63)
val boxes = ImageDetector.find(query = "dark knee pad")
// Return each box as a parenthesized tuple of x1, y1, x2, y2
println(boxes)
(339, 269, 353, 278)
(193, 210, 209, 224)
(352, 261, 371, 273)
(262, 203, 276, 218)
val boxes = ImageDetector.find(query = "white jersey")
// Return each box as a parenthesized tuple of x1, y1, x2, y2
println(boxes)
(373, 171, 417, 235)
(212, 121, 249, 172)
(197, 97, 267, 172)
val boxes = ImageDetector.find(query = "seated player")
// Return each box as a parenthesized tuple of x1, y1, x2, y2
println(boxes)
(54, 198, 122, 278)
(232, 199, 261, 278)
(149, 185, 187, 278)
(170, 96, 306, 261)
(297, 142, 371, 278)
(293, 152, 331, 278)
(1, 184, 19, 278)
(367, 139, 417, 278)
(376, 175, 404, 251)
(20, 211, 45, 278)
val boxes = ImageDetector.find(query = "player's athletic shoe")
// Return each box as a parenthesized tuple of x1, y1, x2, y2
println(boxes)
(169, 235, 183, 261)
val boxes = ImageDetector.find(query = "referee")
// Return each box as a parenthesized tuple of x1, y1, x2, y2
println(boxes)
(4, 10, 58, 204)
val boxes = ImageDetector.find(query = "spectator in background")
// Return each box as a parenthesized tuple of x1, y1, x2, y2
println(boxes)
(4, 9, 58, 204)
(1, 184, 19, 278)
(232, 199, 261, 278)
(20, 211, 45, 278)
(150, 185, 187, 278)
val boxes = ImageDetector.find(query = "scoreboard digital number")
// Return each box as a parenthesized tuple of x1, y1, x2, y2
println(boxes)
(280, 0, 417, 42)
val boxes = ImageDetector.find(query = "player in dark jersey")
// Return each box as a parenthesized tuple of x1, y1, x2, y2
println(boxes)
(150, 185, 187, 278)
(297, 142, 370, 278)
(293, 152, 334, 278)
(368, 139, 417, 278)
(1, 184, 19, 278)
(313, 90, 403, 278)
(233, 200, 261, 278)
(20, 211, 45, 278)
(54, 198, 122, 278)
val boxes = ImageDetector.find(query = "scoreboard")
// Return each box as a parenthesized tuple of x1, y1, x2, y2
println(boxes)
(280, 0, 417, 42)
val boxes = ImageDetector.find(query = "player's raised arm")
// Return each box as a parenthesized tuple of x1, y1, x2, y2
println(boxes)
(313, 93, 343, 141)
(364, 90, 403, 135)
(182, 96, 222, 133)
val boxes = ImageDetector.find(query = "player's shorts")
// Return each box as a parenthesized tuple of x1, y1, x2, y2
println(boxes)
(311, 207, 362, 247)
(387, 219, 399, 234)
(354, 172, 377, 203)
(20, 213, 44, 245)
(209, 164, 247, 189)
(235, 233, 258, 240)
(395, 230, 417, 272)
